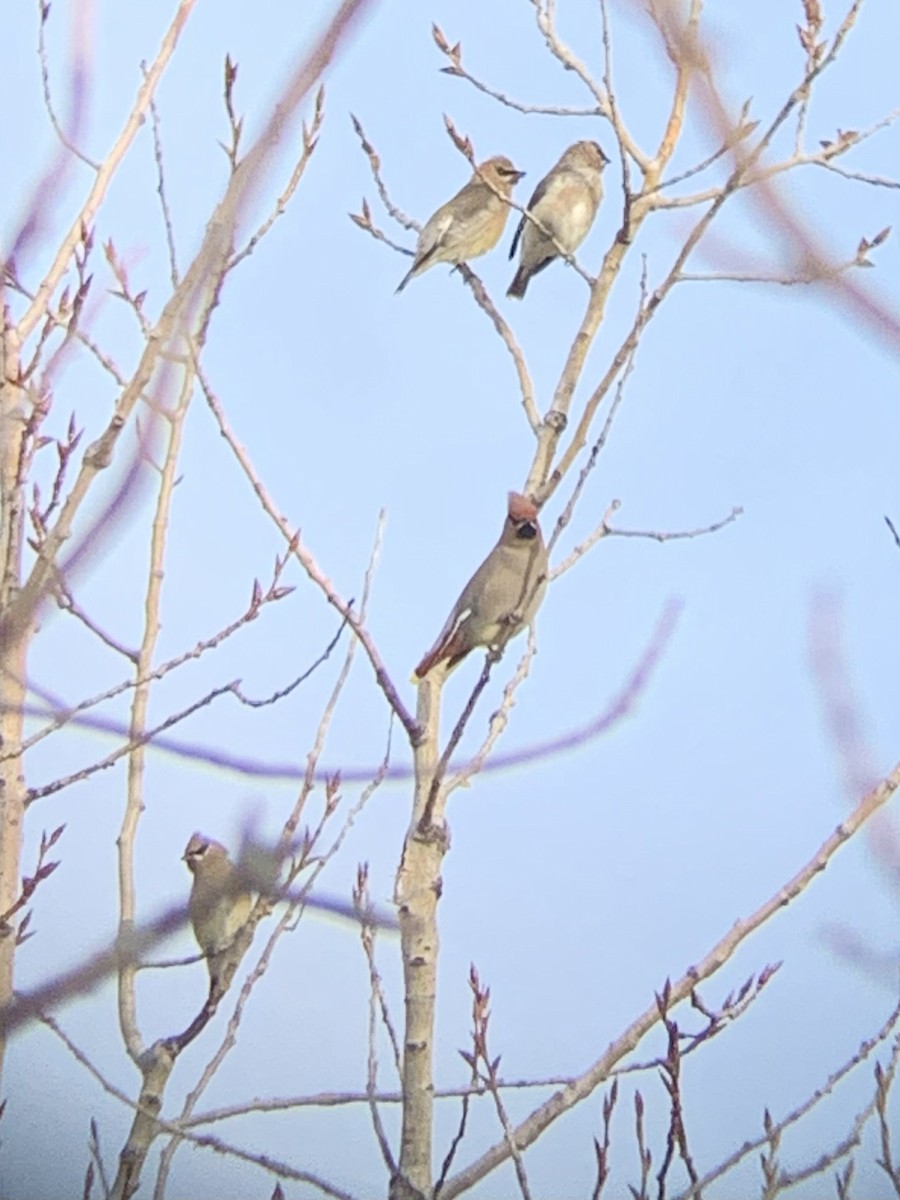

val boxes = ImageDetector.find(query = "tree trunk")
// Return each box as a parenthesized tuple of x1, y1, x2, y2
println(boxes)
(0, 326, 28, 1082)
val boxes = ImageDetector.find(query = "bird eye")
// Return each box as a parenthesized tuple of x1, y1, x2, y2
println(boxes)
(516, 522, 537, 540)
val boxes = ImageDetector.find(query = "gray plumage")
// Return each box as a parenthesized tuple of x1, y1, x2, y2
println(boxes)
(183, 832, 252, 998)
(507, 140, 609, 298)
(414, 493, 549, 678)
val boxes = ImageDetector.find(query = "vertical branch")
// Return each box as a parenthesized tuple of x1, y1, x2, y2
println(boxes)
(109, 362, 197, 1200)
(525, 233, 633, 497)
(152, 517, 388, 1198)
(356, 864, 398, 1177)
(110, 1048, 177, 1200)
(649, 0, 703, 167)
(116, 367, 195, 1063)
(17, 0, 198, 341)
(392, 677, 444, 1198)
(527, 0, 704, 502)
(0, 321, 28, 1079)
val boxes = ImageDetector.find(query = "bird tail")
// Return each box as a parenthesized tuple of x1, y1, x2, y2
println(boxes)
(395, 267, 416, 294)
(414, 645, 445, 679)
(506, 268, 529, 299)
(414, 625, 470, 679)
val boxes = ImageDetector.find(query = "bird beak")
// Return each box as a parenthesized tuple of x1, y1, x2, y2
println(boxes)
(512, 169, 526, 182)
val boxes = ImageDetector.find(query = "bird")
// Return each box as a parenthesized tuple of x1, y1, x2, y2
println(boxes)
(414, 492, 549, 679)
(396, 156, 526, 293)
(183, 832, 253, 999)
(507, 140, 609, 299)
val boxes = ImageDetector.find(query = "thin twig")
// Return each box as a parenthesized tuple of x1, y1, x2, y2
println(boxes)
(419, 658, 494, 831)
(197, 364, 419, 744)
(155, 511, 391, 1195)
(355, 865, 398, 1176)
(35, 0, 98, 167)
(439, 759, 900, 1197)
(145, 76, 179, 286)
(36, 1012, 362, 1199)
(51, 573, 139, 662)
(457, 265, 540, 433)
(229, 85, 326, 271)
(446, 627, 537, 797)
(11, 557, 301, 760)
(350, 113, 419, 231)
(431, 23, 599, 117)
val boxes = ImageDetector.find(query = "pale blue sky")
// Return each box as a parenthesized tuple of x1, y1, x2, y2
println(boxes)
(3, 0, 900, 1196)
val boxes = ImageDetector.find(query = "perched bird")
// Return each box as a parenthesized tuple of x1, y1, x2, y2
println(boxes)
(183, 832, 253, 998)
(396, 156, 525, 293)
(414, 492, 549, 679)
(507, 140, 609, 299)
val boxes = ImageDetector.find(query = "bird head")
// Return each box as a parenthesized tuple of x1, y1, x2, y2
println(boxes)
(478, 156, 526, 193)
(183, 832, 229, 874)
(568, 140, 610, 170)
(506, 491, 541, 541)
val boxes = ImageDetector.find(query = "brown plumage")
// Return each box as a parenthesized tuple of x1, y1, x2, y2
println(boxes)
(183, 832, 253, 998)
(414, 493, 549, 679)
(507, 140, 608, 299)
(396, 156, 525, 293)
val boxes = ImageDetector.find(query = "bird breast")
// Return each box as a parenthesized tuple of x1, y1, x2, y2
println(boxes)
(479, 544, 546, 623)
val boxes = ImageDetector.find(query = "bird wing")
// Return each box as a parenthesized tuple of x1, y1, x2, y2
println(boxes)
(411, 207, 456, 273)
(414, 544, 495, 676)
(449, 178, 495, 222)
(475, 545, 530, 629)
(524, 171, 554, 214)
(415, 597, 473, 675)
(509, 213, 527, 259)
(416, 180, 494, 267)
(509, 170, 560, 260)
